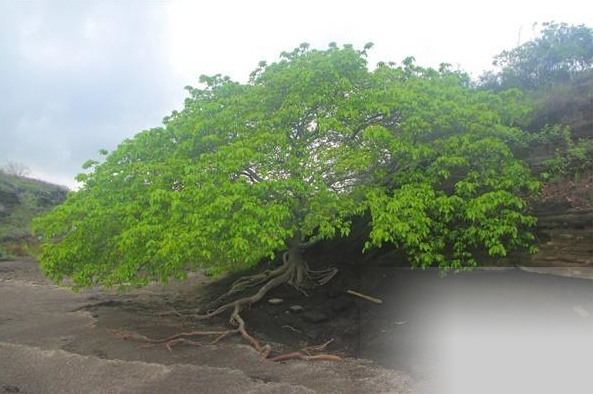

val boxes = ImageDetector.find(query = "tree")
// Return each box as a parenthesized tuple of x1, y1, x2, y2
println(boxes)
(33, 44, 538, 357)
(480, 22, 593, 91)
(1, 160, 31, 177)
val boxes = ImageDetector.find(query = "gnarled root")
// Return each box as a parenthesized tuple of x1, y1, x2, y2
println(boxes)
(268, 353, 342, 362)
(110, 329, 229, 351)
(196, 251, 337, 320)
(112, 249, 341, 362)
(111, 303, 340, 362)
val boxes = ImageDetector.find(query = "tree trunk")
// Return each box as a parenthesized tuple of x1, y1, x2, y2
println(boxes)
(285, 245, 307, 287)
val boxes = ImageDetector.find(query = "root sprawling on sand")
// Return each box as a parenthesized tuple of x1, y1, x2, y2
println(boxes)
(112, 247, 341, 362)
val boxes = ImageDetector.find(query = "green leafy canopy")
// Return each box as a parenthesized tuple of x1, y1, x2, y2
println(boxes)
(33, 44, 538, 288)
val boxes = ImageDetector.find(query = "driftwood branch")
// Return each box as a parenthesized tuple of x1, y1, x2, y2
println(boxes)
(346, 289, 383, 304)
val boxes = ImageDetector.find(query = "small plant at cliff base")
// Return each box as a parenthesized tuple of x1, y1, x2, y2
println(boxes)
(516, 124, 593, 182)
(33, 44, 539, 360)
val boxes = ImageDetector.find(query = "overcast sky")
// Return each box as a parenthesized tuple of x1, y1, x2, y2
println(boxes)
(1, 0, 590, 188)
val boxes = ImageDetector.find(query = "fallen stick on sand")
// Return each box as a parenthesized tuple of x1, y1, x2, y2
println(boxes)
(346, 290, 383, 304)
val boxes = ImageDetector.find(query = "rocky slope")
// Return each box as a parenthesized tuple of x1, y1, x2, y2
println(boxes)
(510, 174, 593, 278)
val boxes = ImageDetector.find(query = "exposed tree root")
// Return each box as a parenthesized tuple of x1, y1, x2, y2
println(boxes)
(303, 338, 334, 352)
(163, 338, 203, 351)
(267, 353, 342, 362)
(212, 262, 289, 305)
(111, 249, 341, 363)
(110, 329, 230, 344)
(193, 252, 337, 320)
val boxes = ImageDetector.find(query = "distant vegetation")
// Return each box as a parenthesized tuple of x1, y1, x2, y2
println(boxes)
(480, 22, 593, 182)
(0, 170, 67, 258)
(479, 22, 592, 92)
(1, 160, 31, 178)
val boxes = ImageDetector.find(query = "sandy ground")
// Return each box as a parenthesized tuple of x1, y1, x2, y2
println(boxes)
(0, 259, 414, 394)
(1, 258, 592, 394)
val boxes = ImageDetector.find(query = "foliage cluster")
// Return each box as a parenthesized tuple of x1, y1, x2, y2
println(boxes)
(34, 44, 538, 288)
(515, 124, 592, 181)
(543, 138, 593, 182)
